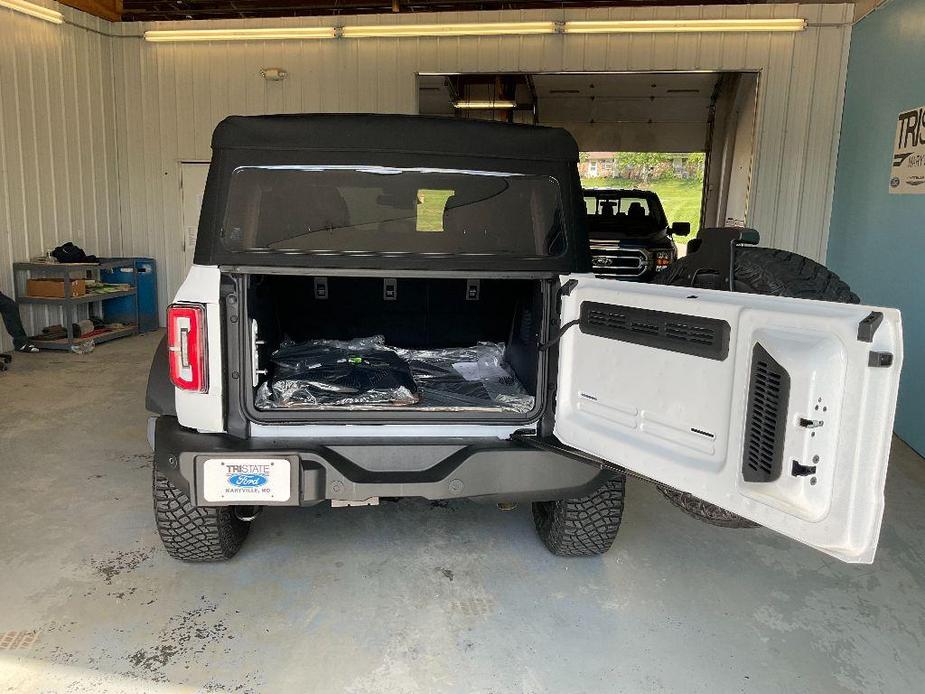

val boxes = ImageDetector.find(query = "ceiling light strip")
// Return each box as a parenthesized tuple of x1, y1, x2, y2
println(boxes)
(563, 19, 806, 34)
(342, 21, 556, 38)
(453, 100, 518, 109)
(143, 27, 337, 42)
(0, 0, 64, 24)
(143, 17, 806, 43)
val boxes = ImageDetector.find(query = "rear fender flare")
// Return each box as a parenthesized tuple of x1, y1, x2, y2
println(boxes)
(146, 335, 176, 416)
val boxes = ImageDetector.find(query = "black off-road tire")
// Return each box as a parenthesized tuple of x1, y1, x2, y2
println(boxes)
(657, 247, 859, 303)
(656, 487, 758, 528)
(727, 248, 859, 302)
(653, 246, 859, 528)
(153, 468, 250, 561)
(533, 475, 626, 556)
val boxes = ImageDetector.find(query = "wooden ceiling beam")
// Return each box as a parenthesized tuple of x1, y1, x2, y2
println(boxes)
(59, 0, 123, 22)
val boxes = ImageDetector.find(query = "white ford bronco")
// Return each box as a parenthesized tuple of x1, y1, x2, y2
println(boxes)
(146, 114, 902, 563)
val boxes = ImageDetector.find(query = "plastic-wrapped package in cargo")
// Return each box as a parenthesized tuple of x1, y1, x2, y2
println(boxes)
(255, 336, 419, 409)
(256, 336, 534, 413)
(394, 343, 535, 413)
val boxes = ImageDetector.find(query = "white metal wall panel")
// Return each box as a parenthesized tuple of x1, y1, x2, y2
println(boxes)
(1, 4, 853, 333)
(106, 4, 853, 318)
(797, 3, 854, 261)
(0, 3, 121, 352)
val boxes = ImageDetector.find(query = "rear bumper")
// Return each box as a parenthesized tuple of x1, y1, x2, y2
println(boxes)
(151, 416, 610, 506)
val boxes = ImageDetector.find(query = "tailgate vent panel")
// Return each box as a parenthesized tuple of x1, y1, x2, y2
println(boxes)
(579, 302, 730, 360)
(742, 343, 790, 483)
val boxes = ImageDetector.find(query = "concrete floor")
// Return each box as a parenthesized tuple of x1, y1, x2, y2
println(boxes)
(1, 332, 924, 694)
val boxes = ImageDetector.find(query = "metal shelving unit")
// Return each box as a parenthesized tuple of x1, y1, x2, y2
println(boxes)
(13, 258, 140, 350)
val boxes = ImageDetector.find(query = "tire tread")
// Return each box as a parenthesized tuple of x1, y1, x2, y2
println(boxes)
(732, 248, 859, 303)
(153, 468, 249, 561)
(533, 476, 626, 557)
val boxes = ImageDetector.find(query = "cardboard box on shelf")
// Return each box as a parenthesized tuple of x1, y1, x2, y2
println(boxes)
(26, 278, 87, 298)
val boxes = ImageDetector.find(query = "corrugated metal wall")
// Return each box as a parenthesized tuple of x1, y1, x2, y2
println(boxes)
(110, 3, 853, 317)
(0, 4, 121, 352)
(1, 3, 853, 339)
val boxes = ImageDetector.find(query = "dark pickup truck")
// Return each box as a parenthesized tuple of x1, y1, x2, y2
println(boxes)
(584, 188, 690, 281)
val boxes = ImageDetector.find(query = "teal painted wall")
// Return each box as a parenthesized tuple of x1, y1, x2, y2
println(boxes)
(828, 0, 925, 456)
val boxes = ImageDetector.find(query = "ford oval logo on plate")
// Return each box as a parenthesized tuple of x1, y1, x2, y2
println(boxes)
(228, 473, 268, 488)
(202, 458, 291, 503)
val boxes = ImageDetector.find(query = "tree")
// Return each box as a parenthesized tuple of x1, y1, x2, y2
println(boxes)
(687, 152, 706, 181)
(613, 152, 671, 183)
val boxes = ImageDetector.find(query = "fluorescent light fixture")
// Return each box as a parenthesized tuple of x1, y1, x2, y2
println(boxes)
(144, 26, 337, 42)
(453, 100, 518, 109)
(342, 21, 557, 39)
(0, 0, 64, 24)
(563, 18, 806, 34)
(142, 17, 806, 44)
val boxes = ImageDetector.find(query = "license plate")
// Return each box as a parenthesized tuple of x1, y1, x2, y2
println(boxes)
(201, 458, 291, 503)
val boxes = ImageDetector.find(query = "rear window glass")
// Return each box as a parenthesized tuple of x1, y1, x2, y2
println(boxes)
(416, 189, 455, 232)
(587, 195, 651, 216)
(221, 166, 566, 258)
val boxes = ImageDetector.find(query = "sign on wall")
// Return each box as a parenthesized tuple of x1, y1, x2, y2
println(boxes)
(891, 106, 925, 194)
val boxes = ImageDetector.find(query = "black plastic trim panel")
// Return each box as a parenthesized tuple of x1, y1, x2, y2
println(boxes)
(145, 335, 177, 416)
(857, 311, 884, 343)
(742, 343, 790, 483)
(579, 301, 730, 361)
(868, 351, 894, 368)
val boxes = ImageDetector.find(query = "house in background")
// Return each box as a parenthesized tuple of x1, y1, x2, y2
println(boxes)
(579, 152, 616, 179)
(579, 152, 701, 181)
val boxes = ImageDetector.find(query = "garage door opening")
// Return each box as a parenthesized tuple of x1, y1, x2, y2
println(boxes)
(579, 151, 705, 245)
(418, 71, 760, 236)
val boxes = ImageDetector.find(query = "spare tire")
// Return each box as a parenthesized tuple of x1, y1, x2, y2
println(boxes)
(728, 247, 859, 302)
(652, 246, 859, 528)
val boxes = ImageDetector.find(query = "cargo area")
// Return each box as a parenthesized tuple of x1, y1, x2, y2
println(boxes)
(245, 275, 547, 417)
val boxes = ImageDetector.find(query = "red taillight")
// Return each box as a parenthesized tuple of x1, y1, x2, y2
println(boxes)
(167, 303, 208, 393)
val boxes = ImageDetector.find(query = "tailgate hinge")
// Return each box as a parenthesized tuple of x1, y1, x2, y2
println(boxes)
(512, 433, 685, 493)
(559, 278, 579, 297)
(513, 432, 623, 475)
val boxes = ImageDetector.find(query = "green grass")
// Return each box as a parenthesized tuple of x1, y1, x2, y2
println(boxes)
(582, 176, 704, 243)
(416, 188, 455, 232)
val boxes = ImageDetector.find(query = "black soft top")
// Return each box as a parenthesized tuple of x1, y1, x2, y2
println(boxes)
(196, 114, 589, 272)
(212, 114, 579, 163)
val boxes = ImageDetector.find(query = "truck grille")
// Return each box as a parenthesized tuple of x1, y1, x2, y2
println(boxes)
(590, 243, 650, 279)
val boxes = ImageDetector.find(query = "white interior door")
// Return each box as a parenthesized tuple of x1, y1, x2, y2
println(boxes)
(554, 276, 902, 563)
(180, 162, 210, 277)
